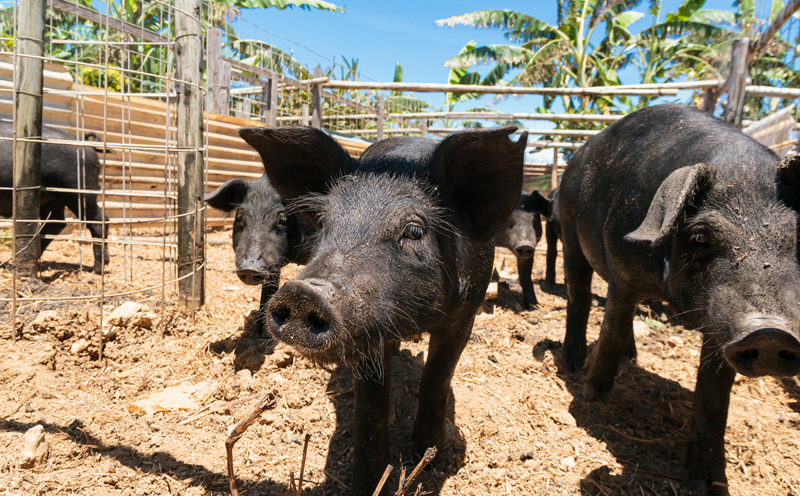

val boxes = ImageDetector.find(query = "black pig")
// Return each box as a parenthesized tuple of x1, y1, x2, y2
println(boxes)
(0, 124, 109, 273)
(203, 175, 315, 336)
(558, 104, 800, 495)
(493, 190, 552, 308)
(238, 125, 526, 495)
(544, 187, 560, 288)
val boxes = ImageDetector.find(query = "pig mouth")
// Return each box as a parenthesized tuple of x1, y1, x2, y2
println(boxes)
(236, 266, 280, 286)
(723, 326, 800, 378)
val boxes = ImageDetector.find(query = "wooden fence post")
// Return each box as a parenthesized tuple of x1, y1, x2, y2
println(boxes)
(420, 117, 427, 138)
(206, 27, 230, 115)
(13, 0, 46, 277)
(377, 94, 385, 141)
(724, 38, 749, 128)
(702, 88, 718, 114)
(312, 67, 323, 129)
(550, 145, 559, 192)
(260, 76, 278, 125)
(176, 0, 205, 309)
(301, 103, 309, 126)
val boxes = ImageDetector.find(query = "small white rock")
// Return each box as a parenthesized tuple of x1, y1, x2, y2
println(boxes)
(561, 456, 575, 469)
(107, 301, 155, 329)
(31, 310, 59, 333)
(19, 425, 48, 469)
(668, 336, 684, 348)
(633, 320, 651, 339)
(71, 338, 89, 354)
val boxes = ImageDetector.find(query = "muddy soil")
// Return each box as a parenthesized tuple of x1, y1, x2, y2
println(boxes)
(1, 234, 800, 495)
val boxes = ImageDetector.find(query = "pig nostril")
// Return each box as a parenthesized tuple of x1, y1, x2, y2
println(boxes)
(737, 349, 759, 362)
(272, 307, 290, 327)
(307, 311, 329, 335)
(779, 350, 799, 362)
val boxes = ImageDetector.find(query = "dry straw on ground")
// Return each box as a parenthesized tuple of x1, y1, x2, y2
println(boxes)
(1, 235, 800, 495)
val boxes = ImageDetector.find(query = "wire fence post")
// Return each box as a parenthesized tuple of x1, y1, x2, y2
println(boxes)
(724, 37, 749, 128)
(207, 27, 229, 115)
(377, 94, 385, 141)
(176, 0, 205, 310)
(13, 0, 47, 278)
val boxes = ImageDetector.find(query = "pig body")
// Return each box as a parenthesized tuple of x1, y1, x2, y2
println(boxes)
(493, 190, 552, 308)
(559, 104, 800, 495)
(203, 175, 315, 336)
(0, 123, 109, 273)
(239, 125, 526, 495)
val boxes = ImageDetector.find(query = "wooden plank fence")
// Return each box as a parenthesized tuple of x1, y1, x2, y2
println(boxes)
(0, 54, 369, 229)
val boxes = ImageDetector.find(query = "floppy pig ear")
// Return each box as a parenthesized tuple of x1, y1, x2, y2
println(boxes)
(625, 163, 713, 246)
(238, 126, 354, 201)
(202, 178, 248, 212)
(524, 190, 553, 218)
(431, 126, 527, 243)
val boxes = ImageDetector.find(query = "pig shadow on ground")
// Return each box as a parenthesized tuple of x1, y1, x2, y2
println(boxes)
(38, 261, 97, 282)
(209, 310, 277, 372)
(0, 347, 464, 496)
(316, 346, 467, 496)
(536, 343, 697, 494)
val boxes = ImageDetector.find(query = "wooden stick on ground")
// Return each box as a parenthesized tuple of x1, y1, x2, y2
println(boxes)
(225, 392, 277, 496)
(371, 465, 393, 496)
(297, 433, 311, 496)
(395, 447, 436, 496)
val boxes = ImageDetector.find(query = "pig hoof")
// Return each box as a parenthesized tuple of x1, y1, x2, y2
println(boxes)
(561, 347, 586, 374)
(581, 379, 612, 403)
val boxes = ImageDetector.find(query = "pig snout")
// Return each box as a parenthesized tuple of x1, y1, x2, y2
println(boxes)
(724, 316, 800, 377)
(513, 243, 535, 259)
(236, 265, 269, 285)
(267, 279, 336, 351)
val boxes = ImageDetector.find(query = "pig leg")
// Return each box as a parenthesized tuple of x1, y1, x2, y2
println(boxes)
(83, 200, 109, 274)
(256, 274, 280, 338)
(352, 346, 392, 496)
(685, 335, 735, 496)
(412, 322, 471, 461)
(582, 282, 637, 402)
(517, 255, 538, 308)
(562, 236, 594, 373)
(545, 220, 558, 288)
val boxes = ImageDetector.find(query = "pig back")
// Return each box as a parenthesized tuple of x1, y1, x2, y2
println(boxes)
(560, 104, 779, 284)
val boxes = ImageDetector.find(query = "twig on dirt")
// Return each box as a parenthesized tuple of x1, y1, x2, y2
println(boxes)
(178, 392, 265, 426)
(371, 465, 393, 496)
(395, 447, 436, 496)
(297, 433, 311, 496)
(225, 392, 277, 496)
(607, 424, 663, 444)
(1, 392, 35, 419)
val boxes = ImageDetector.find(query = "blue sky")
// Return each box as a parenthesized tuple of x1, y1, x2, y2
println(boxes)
(232, 0, 741, 117)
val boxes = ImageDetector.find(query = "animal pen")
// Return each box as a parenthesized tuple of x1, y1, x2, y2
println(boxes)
(1, 0, 799, 338)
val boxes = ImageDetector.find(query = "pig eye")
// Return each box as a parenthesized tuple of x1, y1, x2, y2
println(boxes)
(691, 232, 708, 244)
(276, 212, 289, 229)
(402, 223, 424, 241)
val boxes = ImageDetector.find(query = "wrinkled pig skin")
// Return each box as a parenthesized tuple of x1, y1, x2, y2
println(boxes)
(238, 125, 527, 495)
(558, 103, 800, 495)
(203, 175, 315, 336)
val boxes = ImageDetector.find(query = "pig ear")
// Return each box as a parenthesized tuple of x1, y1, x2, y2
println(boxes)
(431, 126, 527, 243)
(778, 152, 800, 212)
(523, 190, 553, 218)
(238, 126, 354, 201)
(625, 163, 714, 246)
(202, 178, 248, 212)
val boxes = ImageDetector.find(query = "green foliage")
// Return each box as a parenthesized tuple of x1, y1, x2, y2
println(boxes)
(215, 0, 341, 12)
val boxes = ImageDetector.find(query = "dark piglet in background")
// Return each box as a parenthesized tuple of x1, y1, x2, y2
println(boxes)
(202, 175, 315, 336)
(238, 125, 526, 495)
(0, 123, 109, 273)
(493, 190, 552, 308)
(558, 104, 800, 495)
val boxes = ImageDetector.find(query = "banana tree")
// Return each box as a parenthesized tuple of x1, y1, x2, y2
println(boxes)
(436, 1, 648, 113)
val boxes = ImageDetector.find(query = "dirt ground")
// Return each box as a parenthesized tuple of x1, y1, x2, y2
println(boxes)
(2, 232, 800, 496)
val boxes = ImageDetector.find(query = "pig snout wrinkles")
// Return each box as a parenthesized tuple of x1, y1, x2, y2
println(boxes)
(724, 315, 800, 377)
(267, 279, 336, 350)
